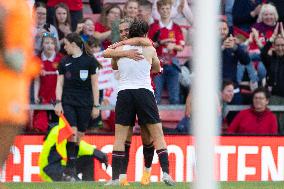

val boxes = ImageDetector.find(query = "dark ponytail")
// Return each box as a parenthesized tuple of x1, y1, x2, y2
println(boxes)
(65, 32, 102, 68)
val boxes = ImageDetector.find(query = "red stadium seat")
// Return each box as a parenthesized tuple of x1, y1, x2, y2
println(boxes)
(159, 110, 184, 129)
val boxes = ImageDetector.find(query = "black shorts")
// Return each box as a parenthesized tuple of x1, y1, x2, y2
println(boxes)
(63, 104, 92, 132)
(115, 89, 161, 126)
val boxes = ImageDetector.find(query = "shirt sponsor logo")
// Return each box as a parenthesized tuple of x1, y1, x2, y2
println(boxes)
(65, 63, 72, 67)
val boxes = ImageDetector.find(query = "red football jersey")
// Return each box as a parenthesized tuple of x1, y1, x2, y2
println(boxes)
(47, 0, 82, 11)
(148, 20, 184, 65)
(39, 53, 62, 103)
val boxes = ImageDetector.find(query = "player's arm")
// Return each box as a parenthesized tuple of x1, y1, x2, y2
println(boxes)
(150, 47, 161, 73)
(104, 46, 143, 61)
(111, 58, 119, 70)
(103, 48, 129, 58)
(108, 37, 153, 50)
(122, 37, 153, 46)
(110, 46, 124, 70)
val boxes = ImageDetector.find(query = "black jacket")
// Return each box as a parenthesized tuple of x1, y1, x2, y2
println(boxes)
(222, 44, 250, 85)
(261, 41, 284, 97)
(232, 0, 260, 32)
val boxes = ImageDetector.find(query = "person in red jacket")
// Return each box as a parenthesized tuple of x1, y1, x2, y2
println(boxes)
(46, 0, 83, 31)
(227, 87, 278, 135)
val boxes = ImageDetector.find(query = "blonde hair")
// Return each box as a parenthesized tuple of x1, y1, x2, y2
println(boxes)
(257, 4, 278, 24)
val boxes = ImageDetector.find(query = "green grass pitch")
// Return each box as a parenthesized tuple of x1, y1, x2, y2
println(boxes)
(4, 182, 284, 189)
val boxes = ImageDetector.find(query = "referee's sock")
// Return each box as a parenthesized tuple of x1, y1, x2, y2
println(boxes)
(121, 141, 131, 174)
(143, 142, 154, 170)
(156, 148, 169, 174)
(111, 151, 125, 180)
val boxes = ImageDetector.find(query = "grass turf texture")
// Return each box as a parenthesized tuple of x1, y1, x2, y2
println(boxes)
(4, 182, 284, 189)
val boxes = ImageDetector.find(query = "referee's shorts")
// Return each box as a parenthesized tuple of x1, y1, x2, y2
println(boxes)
(63, 104, 92, 132)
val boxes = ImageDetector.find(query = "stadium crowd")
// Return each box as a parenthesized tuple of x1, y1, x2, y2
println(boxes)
(30, 0, 284, 135)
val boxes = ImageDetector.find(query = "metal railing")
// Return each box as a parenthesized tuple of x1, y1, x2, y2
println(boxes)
(29, 104, 284, 112)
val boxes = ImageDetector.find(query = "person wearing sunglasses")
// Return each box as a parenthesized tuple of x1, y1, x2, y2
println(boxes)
(33, 33, 63, 132)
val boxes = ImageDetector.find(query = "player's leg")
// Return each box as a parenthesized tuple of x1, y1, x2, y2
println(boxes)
(120, 128, 133, 179)
(111, 124, 130, 185)
(140, 125, 154, 185)
(147, 123, 175, 186)
(106, 90, 136, 186)
(134, 89, 175, 186)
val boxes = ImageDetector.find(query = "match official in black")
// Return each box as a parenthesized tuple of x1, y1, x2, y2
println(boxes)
(54, 32, 102, 178)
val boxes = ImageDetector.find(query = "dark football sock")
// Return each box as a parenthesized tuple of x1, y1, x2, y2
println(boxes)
(111, 151, 125, 180)
(143, 142, 155, 169)
(156, 148, 169, 174)
(121, 141, 131, 174)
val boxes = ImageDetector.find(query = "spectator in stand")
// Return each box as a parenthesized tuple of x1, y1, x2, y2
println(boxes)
(33, 33, 62, 132)
(87, 36, 101, 54)
(76, 18, 96, 43)
(94, 4, 123, 50)
(111, 1, 139, 45)
(219, 80, 235, 132)
(34, 2, 59, 55)
(89, 0, 102, 14)
(237, 29, 267, 91)
(46, 0, 83, 31)
(253, 3, 278, 39)
(54, 3, 72, 54)
(220, 17, 250, 104)
(232, 0, 262, 32)
(224, 0, 235, 33)
(261, 23, 284, 134)
(227, 87, 278, 135)
(148, 0, 185, 104)
(86, 36, 105, 132)
(268, 0, 284, 23)
(124, 0, 139, 19)
(152, 0, 193, 27)
(138, 0, 155, 25)
(236, 4, 278, 91)
(184, 80, 235, 134)
(152, 0, 193, 44)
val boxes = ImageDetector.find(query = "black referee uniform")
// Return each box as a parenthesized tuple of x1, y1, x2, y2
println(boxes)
(58, 54, 99, 132)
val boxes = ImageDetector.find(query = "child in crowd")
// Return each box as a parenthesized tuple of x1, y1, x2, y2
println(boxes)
(33, 33, 62, 132)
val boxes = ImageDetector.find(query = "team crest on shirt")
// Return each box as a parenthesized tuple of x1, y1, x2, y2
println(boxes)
(52, 62, 59, 69)
(80, 70, 88, 81)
